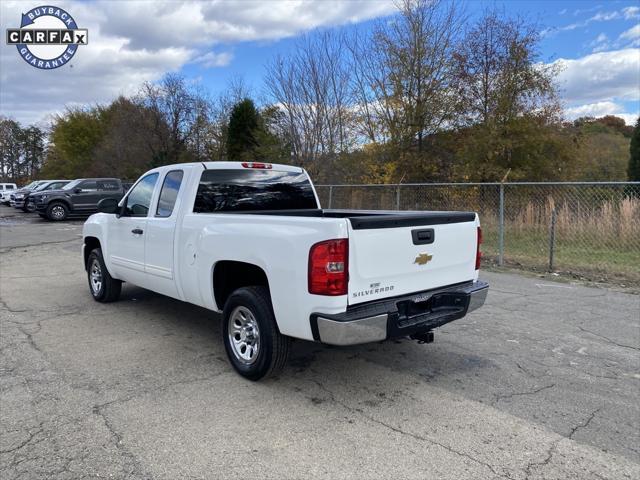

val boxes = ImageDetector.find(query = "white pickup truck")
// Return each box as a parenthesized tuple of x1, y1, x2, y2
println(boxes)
(83, 162, 488, 380)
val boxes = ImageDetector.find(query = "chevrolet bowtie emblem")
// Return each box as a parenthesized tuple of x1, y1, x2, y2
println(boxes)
(414, 253, 433, 265)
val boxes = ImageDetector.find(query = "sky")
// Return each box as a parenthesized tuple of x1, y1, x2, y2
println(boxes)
(0, 0, 639, 126)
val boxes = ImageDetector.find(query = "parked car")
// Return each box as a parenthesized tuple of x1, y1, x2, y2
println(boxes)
(83, 162, 488, 380)
(9, 181, 49, 208)
(21, 180, 70, 212)
(33, 178, 126, 221)
(0, 183, 18, 205)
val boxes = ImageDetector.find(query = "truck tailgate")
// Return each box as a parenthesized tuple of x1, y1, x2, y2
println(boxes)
(347, 213, 479, 305)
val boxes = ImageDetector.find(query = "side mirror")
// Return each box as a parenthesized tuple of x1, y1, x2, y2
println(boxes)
(74, 187, 82, 194)
(97, 198, 119, 214)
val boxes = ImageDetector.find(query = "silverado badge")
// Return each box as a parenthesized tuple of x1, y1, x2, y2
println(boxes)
(414, 253, 433, 265)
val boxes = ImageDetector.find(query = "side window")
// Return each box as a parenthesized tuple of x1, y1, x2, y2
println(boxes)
(49, 182, 66, 190)
(6, 185, 14, 190)
(78, 180, 98, 191)
(156, 170, 184, 218)
(125, 173, 159, 217)
(98, 180, 120, 191)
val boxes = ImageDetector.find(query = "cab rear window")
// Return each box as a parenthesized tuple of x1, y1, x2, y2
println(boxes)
(194, 169, 317, 213)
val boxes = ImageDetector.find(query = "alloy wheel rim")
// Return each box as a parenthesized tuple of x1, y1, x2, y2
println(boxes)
(90, 259, 102, 295)
(228, 306, 261, 365)
(52, 205, 65, 219)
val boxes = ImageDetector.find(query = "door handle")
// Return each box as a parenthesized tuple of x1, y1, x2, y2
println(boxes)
(131, 228, 143, 235)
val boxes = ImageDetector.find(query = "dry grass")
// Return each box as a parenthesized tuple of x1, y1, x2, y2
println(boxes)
(317, 185, 640, 284)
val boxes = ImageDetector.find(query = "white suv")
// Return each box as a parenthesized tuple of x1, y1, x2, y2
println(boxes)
(0, 183, 18, 204)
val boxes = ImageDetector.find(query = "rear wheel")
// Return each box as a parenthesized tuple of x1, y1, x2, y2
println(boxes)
(46, 202, 68, 221)
(87, 248, 121, 302)
(222, 286, 290, 381)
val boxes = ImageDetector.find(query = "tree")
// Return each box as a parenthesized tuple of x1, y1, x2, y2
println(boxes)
(0, 118, 24, 181)
(597, 115, 633, 137)
(448, 9, 568, 181)
(266, 31, 355, 167)
(92, 97, 169, 178)
(204, 77, 250, 161)
(227, 99, 261, 161)
(453, 10, 560, 127)
(138, 74, 200, 165)
(630, 117, 640, 181)
(21, 125, 45, 177)
(253, 105, 292, 164)
(42, 108, 105, 178)
(350, 0, 464, 152)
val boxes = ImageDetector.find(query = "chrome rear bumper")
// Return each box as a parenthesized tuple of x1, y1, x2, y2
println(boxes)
(312, 281, 489, 346)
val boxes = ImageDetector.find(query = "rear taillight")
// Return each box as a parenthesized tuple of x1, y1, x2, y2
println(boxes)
(475, 226, 482, 270)
(241, 162, 272, 169)
(308, 239, 348, 295)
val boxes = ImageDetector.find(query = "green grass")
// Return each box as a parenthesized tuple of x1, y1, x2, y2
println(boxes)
(481, 226, 640, 283)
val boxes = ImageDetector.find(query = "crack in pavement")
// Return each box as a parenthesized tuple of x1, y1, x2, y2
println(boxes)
(91, 404, 150, 479)
(523, 439, 560, 480)
(493, 383, 556, 405)
(311, 380, 513, 480)
(0, 236, 80, 254)
(578, 326, 640, 352)
(0, 298, 30, 313)
(568, 407, 601, 440)
(0, 425, 44, 454)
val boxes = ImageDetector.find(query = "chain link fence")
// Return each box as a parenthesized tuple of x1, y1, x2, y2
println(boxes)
(315, 182, 640, 285)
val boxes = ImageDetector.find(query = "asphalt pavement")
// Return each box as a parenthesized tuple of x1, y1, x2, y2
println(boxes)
(1, 205, 639, 479)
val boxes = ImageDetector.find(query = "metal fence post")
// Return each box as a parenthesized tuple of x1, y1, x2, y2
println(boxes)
(396, 185, 401, 210)
(328, 186, 333, 209)
(499, 183, 505, 266)
(548, 208, 557, 272)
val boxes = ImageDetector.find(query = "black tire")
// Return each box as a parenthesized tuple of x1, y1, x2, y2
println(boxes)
(22, 201, 35, 213)
(222, 286, 290, 381)
(86, 248, 121, 302)
(46, 201, 69, 221)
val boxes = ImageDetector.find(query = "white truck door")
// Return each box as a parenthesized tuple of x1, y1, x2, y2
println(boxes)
(143, 169, 186, 299)
(108, 172, 159, 287)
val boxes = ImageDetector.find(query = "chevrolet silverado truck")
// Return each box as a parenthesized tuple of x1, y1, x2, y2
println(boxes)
(33, 178, 125, 221)
(82, 162, 488, 380)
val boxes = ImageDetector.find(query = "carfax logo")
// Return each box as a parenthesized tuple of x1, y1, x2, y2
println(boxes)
(6, 5, 88, 69)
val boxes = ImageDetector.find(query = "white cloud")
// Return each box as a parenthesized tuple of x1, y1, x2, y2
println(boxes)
(560, 5, 640, 31)
(620, 24, 640, 41)
(622, 6, 640, 19)
(553, 49, 640, 104)
(0, 0, 396, 125)
(555, 49, 640, 125)
(589, 32, 610, 52)
(564, 102, 639, 124)
(193, 51, 234, 68)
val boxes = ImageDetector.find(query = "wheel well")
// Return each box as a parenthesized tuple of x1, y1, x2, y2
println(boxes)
(213, 261, 269, 309)
(48, 199, 70, 208)
(83, 236, 101, 269)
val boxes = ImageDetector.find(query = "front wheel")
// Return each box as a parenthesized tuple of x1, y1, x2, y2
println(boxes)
(46, 202, 68, 221)
(87, 248, 121, 302)
(222, 286, 290, 381)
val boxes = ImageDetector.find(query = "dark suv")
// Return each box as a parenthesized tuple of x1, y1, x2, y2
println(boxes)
(33, 178, 126, 221)
(21, 180, 70, 212)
